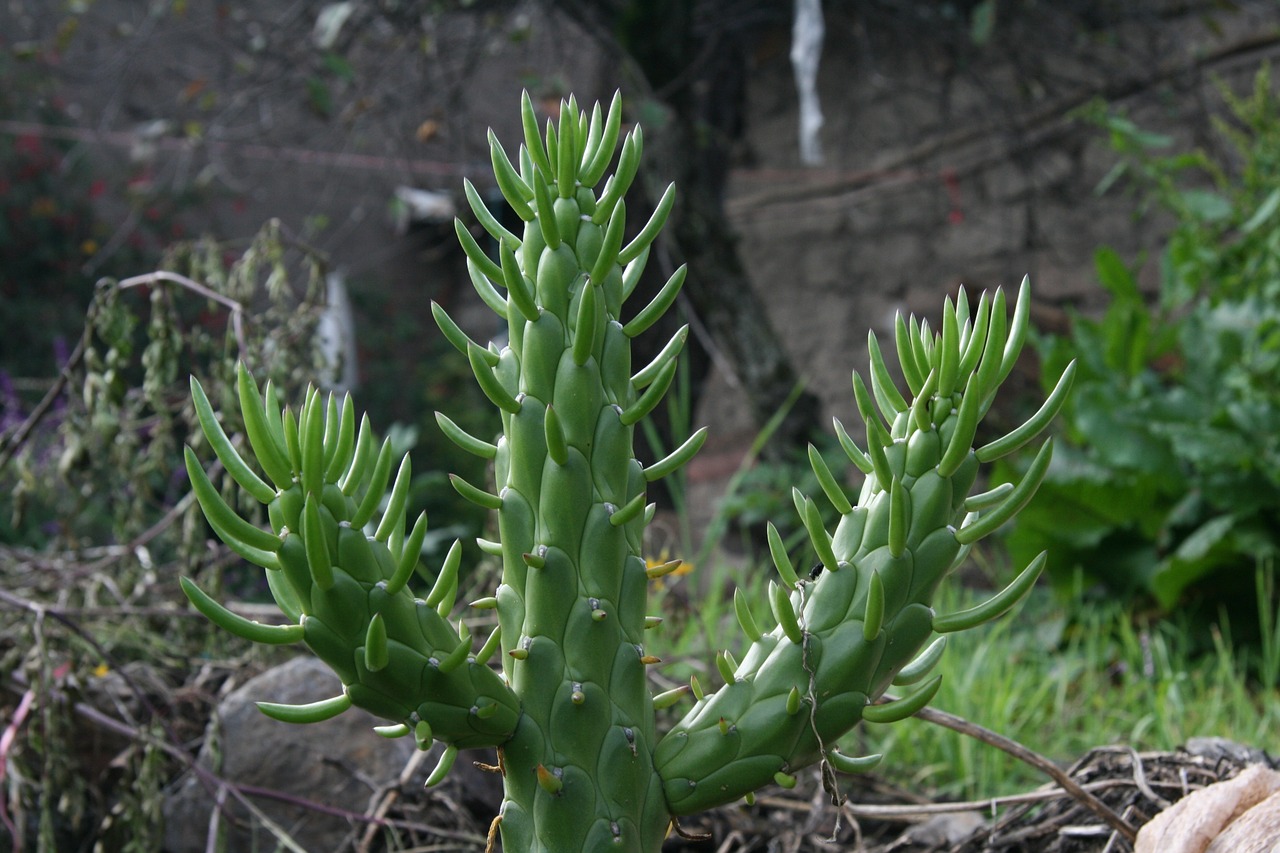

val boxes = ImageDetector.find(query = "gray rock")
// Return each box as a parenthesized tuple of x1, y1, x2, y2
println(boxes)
(1184, 737, 1272, 768)
(901, 811, 988, 846)
(163, 655, 416, 853)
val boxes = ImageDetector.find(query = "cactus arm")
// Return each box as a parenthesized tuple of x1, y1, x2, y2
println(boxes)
(861, 675, 943, 724)
(487, 130, 534, 221)
(644, 428, 708, 483)
(832, 416, 876, 476)
(431, 300, 497, 363)
(933, 551, 1048, 633)
(622, 264, 687, 338)
(954, 437, 1055, 545)
(809, 443, 854, 515)
(656, 282, 1070, 815)
(976, 359, 1077, 462)
(827, 749, 884, 774)
(181, 447, 283, 568)
(632, 325, 689, 388)
(189, 376, 277, 503)
(256, 694, 352, 724)
(866, 331, 910, 417)
(337, 414, 375, 496)
(184, 378, 521, 754)
(425, 744, 459, 787)
(178, 577, 303, 645)
(234, 366, 295, 489)
(521, 91, 554, 180)
(463, 177, 521, 248)
(892, 635, 948, 685)
(766, 521, 803, 587)
(618, 182, 677, 266)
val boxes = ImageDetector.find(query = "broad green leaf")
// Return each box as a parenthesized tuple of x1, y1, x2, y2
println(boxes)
(1241, 187, 1280, 234)
(1093, 247, 1140, 302)
(1179, 189, 1232, 223)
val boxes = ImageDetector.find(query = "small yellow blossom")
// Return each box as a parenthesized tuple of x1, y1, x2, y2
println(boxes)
(29, 196, 57, 217)
(645, 548, 694, 592)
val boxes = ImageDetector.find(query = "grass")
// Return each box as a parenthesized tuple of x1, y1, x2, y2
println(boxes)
(646, 554, 773, 697)
(863, 572, 1280, 801)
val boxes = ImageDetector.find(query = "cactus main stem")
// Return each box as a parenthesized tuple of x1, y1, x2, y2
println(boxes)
(443, 94, 688, 850)
(487, 254, 668, 848)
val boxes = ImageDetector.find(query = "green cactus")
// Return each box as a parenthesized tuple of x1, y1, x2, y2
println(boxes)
(181, 92, 1074, 851)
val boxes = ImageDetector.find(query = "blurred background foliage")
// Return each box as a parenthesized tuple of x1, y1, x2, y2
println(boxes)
(1000, 67, 1280, 645)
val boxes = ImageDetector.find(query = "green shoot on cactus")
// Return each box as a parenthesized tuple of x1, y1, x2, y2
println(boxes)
(181, 93, 1074, 852)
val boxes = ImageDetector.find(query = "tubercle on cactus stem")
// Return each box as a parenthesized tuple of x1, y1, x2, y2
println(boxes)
(180, 91, 1073, 853)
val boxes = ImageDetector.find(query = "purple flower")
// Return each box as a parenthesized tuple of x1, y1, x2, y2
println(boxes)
(0, 370, 21, 433)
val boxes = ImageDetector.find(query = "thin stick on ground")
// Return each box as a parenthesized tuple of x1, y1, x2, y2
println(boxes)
(354, 748, 434, 853)
(907, 703, 1139, 842)
(753, 776, 1165, 821)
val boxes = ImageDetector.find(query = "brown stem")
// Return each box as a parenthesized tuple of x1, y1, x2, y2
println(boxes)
(908, 703, 1138, 842)
(116, 271, 247, 353)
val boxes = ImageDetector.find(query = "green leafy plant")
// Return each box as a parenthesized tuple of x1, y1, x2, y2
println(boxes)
(181, 92, 1072, 851)
(1004, 73, 1280, 624)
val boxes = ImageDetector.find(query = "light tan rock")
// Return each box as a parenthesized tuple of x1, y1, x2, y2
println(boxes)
(1205, 790, 1280, 853)
(1135, 764, 1280, 853)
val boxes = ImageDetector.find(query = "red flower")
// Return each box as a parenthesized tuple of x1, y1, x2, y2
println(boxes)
(14, 134, 41, 157)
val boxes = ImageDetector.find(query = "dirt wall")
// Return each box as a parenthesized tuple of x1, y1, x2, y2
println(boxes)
(698, 2, 1280, 454)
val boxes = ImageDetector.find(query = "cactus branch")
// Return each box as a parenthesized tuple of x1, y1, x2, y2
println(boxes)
(656, 266, 1067, 816)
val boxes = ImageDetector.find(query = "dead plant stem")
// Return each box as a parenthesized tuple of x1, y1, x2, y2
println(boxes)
(907, 703, 1138, 842)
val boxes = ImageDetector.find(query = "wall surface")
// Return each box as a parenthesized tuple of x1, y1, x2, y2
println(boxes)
(700, 2, 1280, 454)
